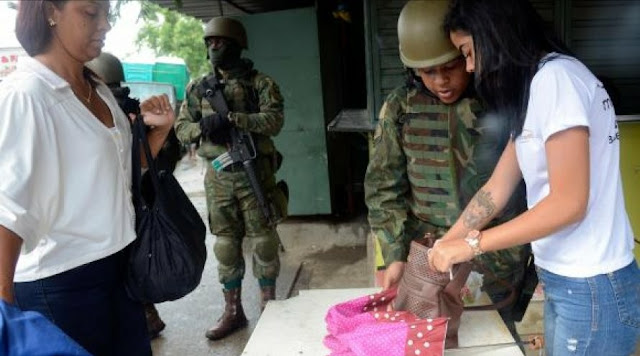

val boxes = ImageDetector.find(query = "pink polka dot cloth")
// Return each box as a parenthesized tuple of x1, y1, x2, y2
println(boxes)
(324, 288, 448, 356)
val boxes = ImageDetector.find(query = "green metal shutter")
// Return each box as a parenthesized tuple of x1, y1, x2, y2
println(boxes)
(567, 0, 640, 115)
(530, 0, 558, 30)
(365, 0, 640, 118)
(365, 0, 406, 125)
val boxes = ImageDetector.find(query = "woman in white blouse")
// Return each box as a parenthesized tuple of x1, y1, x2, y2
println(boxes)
(0, 1, 174, 355)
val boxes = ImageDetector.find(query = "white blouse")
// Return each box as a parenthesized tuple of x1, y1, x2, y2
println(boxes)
(0, 57, 136, 282)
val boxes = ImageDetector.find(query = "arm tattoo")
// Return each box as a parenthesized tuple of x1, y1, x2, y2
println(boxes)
(462, 189, 497, 229)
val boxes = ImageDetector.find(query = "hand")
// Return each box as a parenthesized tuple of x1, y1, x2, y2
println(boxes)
(228, 112, 249, 127)
(200, 113, 230, 140)
(139, 94, 174, 130)
(382, 261, 405, 290)
(428, 238, 474, 273)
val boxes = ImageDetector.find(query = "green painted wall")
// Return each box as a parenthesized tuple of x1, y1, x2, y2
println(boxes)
(240, 8, 331, 215)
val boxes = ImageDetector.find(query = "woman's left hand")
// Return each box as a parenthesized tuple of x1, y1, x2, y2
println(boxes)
(429, 238, 475, 273)
(139, 94, 175, 130)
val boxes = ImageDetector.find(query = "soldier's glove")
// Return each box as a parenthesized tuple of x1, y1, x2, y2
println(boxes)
(200, 113, 231, 141)
(228, 112, 249, 129)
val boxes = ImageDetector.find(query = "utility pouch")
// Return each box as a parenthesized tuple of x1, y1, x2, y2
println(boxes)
(269, 180, 288, 223)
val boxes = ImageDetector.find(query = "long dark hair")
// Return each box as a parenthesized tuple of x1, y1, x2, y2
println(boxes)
(444, 0, 572, 137)
(16, 0, 68, 56)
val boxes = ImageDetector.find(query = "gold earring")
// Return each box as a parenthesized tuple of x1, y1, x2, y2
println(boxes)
(48, 18, 56, 27)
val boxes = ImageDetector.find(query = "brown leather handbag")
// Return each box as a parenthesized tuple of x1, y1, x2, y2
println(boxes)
(393, 236, 472, 349)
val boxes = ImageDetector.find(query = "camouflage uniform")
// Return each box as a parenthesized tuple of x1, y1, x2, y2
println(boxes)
(364, 84, 528, 296)
(174, 58, 285, 288)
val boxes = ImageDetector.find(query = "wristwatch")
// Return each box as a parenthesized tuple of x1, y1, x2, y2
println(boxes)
(464, 230, 484, 256)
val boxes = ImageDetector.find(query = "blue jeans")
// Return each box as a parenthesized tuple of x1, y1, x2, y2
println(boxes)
(14, 250, 151, 356)
(537, 262, 640, 356)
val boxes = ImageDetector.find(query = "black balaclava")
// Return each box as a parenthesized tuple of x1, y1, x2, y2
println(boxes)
(208, 39, 242, 70)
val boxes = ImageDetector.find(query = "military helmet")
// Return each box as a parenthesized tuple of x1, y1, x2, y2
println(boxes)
(86, 52, 125, 85)
(203, 17, 248, 49)
(397, 0, 459, 69)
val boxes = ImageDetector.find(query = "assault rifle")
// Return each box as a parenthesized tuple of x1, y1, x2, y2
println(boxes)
(198, 75, 284, 250)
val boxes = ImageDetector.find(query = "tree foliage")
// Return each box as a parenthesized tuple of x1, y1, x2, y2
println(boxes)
(134, 2, 209, 79)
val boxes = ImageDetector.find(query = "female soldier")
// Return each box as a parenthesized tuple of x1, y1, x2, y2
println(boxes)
(364, 0, 530, 332)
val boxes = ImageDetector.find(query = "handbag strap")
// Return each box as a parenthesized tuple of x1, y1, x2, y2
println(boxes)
(443, 262, 472, 297)
(131, 117, 161, 212)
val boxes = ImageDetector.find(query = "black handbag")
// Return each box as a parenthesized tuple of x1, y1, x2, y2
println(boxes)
(126, 118, 207, 303)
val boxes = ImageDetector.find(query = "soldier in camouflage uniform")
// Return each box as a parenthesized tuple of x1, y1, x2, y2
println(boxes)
(174, 17, 286, 341)
(364, 0, 529, 331)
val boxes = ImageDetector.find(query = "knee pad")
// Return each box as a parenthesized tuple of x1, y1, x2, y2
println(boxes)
(253, 233, 279, 263)
(213, 236, 241, 266)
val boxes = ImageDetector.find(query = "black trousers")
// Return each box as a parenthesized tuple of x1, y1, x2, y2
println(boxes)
(14, 250, 151, 356)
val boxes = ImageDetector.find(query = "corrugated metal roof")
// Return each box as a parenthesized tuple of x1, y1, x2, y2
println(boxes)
(150, 0, 315, 21)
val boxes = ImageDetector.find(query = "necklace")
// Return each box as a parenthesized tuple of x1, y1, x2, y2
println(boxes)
(73, 80, 93, 104)
(82, 80, 93, 104)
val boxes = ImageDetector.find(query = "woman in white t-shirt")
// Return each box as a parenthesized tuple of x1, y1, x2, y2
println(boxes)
(0, 1, 174, 355)
(429, 0, 640, 354)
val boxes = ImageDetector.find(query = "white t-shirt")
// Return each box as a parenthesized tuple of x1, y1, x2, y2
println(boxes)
(0, 57, 136, 282)
(515, 53, 634, 278)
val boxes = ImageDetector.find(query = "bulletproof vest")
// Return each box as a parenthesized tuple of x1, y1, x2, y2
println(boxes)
(196, 69, 276, 160)
(400, 91, 482, 228)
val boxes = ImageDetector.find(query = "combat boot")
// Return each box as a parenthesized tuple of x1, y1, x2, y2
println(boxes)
(144, 303, 166, 339)
(260, 285, 276, 312)
(205, 288, 248, 340)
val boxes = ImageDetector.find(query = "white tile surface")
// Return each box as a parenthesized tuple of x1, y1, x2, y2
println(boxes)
(242, 288, 523, 355)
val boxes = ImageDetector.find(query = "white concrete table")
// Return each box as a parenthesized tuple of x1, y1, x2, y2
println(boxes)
(242, 288, 523, 356)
